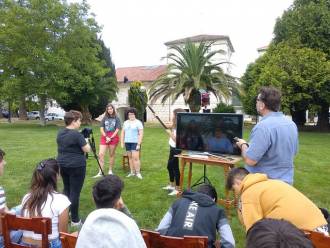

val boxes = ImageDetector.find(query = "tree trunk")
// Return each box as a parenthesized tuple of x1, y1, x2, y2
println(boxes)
(81, 105, 92, 125)
(317, 102, 329, 131)
(188, 90, 201, 112)
(39, 95, 47, 126)
(19, 95, 28, 120)
(291, 108, 306, 127)
(8, 101, 12, 123)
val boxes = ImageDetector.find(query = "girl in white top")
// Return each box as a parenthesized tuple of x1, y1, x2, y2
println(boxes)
(21, 159, 71, 248)
(162, 108, 186, 196)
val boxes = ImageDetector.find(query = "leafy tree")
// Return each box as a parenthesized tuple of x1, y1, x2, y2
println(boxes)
(240, 42, 330, 127)
(149, 41, 238, 112)
(212, 103, 235, 113)
(128, 81, 147, 122)
(273, 0, 330, 128)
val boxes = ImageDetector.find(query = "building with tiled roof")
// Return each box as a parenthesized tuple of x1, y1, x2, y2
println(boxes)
(116, 65, 167, 83)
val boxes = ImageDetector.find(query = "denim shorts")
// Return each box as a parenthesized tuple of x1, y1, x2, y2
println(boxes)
(0, 230, 23, 248)
(20, 237, 62, 248)
(125, 142, 138, 151)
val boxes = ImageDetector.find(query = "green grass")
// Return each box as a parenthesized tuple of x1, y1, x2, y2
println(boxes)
(0, 122, 329, 248)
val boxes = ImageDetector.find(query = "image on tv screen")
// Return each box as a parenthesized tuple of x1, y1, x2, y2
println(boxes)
(176, 113, 243, 155)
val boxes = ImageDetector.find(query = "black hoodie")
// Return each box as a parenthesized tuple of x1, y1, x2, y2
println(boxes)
(166, 190, 226, 248)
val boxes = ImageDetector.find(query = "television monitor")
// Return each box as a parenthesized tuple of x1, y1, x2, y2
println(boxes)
(176, 113, 243, 155)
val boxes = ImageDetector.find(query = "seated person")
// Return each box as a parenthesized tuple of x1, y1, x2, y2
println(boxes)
(206, 128, 233, 154)
(226, 167, 328, 235)
(180, 120, 204, 150)
(246, 218, 314, 248)
(157, 184, 235, 248)
(76, 175, 146, 248)
(20, 159, 71, 248)
(0, 148, 22, 248)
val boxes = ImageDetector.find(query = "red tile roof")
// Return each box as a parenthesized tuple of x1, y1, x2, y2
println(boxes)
(116, 65, 167, 83)
(165, 34, 234, 52)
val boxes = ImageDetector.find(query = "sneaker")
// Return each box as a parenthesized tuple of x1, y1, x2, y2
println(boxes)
(108, 170, 113, 175)
(162, 185, 175, 191)
(136, 173, 143, 179)
(71, 220, 82, 228)
(92, 172, 102, 178)
(126, 172, 135, 178)
(168, 189, 178, 196)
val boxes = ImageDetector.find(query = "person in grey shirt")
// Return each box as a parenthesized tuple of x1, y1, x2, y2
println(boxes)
(235, 86, 298, 184)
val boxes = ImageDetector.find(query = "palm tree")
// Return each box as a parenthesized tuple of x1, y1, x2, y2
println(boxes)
(149, 41, 238, 112)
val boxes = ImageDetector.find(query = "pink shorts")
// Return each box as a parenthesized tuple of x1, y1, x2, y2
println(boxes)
(100, 131, 119, 146)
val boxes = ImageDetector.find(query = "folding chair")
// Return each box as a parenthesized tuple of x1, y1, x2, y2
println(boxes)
(141, 229, 208, 248)
(60, 232, 78, 248)
(0, 213, 51, 248)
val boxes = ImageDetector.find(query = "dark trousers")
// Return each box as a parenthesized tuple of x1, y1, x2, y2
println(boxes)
(60, 166, 86, 222)
(167, 147, 180, 186)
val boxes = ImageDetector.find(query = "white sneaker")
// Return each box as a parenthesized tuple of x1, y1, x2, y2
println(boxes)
(71, 220, 82, 227)
(162, 185, 175, 190)
(136, 173, 143, 179)
(126, 172, 135, 178)
(168, 189, 178, 196)
(92, 172, 102, 178)
(108, 170, 113, 175)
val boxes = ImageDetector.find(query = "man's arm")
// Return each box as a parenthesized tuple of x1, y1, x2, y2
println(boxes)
(235, 138, 257, 166)
(217, 217, 235, 248)
(156, 208, 173, 235)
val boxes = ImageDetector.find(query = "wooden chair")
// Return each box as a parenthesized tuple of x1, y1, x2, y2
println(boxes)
(141, 229, 208, 248)
(0, 213, 51, 248)
(304, 230, 330, 248)
(60, 232, 78, 248)
(122, 146, 142, 170)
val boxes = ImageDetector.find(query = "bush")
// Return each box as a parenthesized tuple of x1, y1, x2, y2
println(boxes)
(212, 103, 235, 113)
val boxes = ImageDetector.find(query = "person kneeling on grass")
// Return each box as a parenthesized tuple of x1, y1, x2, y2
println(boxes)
(157, 184, 235, 248)
(246, 218, 314, 248)
(226, 167, 328, 235)
(0, 148, 23, 248)
(76, 175, 146, 248)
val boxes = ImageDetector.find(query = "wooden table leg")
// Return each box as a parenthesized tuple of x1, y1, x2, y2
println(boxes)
(223, 165, 231, 218)
(179, 157, 185, 193)
(187, 162, 192, 189)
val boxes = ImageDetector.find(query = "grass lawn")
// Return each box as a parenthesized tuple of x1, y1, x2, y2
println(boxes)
(0, 121, 329, 248)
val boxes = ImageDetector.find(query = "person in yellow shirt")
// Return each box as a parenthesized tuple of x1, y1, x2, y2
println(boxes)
(226, 167, 328, 234)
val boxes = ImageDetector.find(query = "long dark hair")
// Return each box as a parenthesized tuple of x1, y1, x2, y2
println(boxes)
(22, 159, 59, 217)
(104, 103, 117, 118)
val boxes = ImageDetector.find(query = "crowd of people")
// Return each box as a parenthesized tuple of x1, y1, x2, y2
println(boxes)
(0, 86, 329, 248)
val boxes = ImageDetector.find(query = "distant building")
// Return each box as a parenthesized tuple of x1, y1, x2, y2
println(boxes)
(112, 34, 241, 123)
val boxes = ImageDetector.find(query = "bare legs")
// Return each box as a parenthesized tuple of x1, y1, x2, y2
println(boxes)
(127, 151, 141, 176)
(97, 144, 117, 175)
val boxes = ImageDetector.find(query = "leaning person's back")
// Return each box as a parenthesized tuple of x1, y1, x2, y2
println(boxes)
(241, 173, 327, 231)
(76, 208, 146, 248)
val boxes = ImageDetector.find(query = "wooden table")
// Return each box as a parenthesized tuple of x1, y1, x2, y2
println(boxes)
(176, 154, 241, 217)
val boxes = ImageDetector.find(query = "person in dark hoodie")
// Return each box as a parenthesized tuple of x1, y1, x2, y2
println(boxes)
(156, 184, 235, 248)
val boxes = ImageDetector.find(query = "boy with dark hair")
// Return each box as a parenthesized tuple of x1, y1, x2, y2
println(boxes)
(76, 175, 146, 248)
(227, 167, 328, 235)
(157, 184, 235, 248)
(246, 218, 314, 248)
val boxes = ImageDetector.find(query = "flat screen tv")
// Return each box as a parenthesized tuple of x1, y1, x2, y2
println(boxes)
(176, 113, 243, 155)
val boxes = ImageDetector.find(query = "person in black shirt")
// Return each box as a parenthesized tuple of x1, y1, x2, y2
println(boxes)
(57, 110, 91, 227)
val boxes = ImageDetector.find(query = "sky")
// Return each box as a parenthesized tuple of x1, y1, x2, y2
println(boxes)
(79, 0, 294, 77)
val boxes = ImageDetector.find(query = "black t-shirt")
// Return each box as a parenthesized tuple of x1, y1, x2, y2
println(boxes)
(100, 116, 121, 132)
(57, 128, 87, 168)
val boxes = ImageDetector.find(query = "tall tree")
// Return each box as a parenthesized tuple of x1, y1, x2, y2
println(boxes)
(273, 0, 330, 128)
(128, 81, 147, 122)
(149, 41, 238, 112)
(241, 42, 330, 127)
